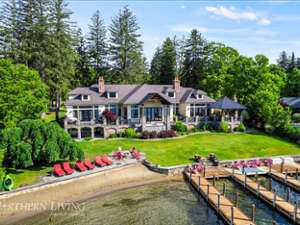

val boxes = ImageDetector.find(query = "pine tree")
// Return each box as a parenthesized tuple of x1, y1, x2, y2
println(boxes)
(277, 51, 290, 71)
(157, 37, 177, 84)
(109, 6, 146, 83)
(87, 10, 107, 75)
(47, 0, 77, 121)
(288, 52, 296, 73)
(297, 58, 300, 69)
(181, 29, 206, 88)
(150, 47, 162, 84)
(0, 0, 22, 60)
(74, 29, 96, 87)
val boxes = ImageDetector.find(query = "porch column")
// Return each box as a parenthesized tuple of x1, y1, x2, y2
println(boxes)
(92, 106, 95, 123)
(77, 109, 80, 125)
(78, 127, 81, 139)
(141, 106, 145, 130)
(166, 105, 171, 130)
(91, 127, 94, 139)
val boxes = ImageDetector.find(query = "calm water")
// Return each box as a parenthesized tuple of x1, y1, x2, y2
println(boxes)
(11, 181, 224, 225)
(213, 178, 293, 225)
(252, 175, 300, 205)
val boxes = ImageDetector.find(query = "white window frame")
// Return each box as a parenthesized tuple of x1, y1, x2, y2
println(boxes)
(107, 92, 118, 99)
(168, 91, 175, 98)
(81, 95, 90, 101)
(131, 105, 139, 119)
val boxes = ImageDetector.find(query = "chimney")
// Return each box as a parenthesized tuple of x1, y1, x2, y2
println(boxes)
(173, 76, 180, 93)
(98, 76, 105, 94)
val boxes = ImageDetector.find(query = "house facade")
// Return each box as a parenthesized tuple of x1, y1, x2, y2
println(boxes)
(64, 77, 245, 138)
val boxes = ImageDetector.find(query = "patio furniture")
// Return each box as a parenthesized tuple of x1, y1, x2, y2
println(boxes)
(62, 162, 74, 175)
(75, 160, 87, 172)
(84, 159, 95, 170)
(53, 164, 65, 177)
(95, 156, 106, 167)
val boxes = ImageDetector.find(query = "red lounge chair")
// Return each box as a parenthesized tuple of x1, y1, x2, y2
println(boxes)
(62, 162, 74, 175)
(131, 149, 141, 159)
(95, 156, 106, 167)
(53, 164, 65, 177)
(84, 159, 95, 170)
(75, 160, 87, 172)
(102, 154, 113, 165)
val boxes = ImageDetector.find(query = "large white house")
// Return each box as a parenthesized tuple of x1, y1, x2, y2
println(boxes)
(64, 77, 245, 138)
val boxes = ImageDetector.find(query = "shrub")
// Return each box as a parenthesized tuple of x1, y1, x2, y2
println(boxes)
(150, 131, 157, 138)
(158, 130, 176, 138)
(174, 121, 187, 132)
(124, 128, 137, 138)
(219, 122, 229, 133)
(236, 123, 246, 132)
(102, 109, 117, 122)
(141, 131, 150, 139)
(292, 113, 300, 123)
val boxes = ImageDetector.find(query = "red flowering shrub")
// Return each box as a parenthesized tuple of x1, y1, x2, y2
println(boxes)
(158, 130, 176, 138)
(103, 109, 117, 122)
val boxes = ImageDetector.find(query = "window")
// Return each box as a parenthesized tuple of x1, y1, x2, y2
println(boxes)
(197, 94, 203, 99)
(131, 105, 139, 119)
(145, 107, 163, 122)
(107, 104, 117, 114)
(189, 104, 206, 117)
(108, 92, 117, 98)
(82, 95, 90, 101)
(168, 92, 175, 98)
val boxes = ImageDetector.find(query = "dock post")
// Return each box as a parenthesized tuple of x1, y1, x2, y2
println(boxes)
(213, 176, 216, 186)
(203, 166, 206, 178)
(198, 176, 201, 191)
(285, 169, 288, 185)
(286, 187, 290, 202)
(232, 167, 234, 175)
(269, 177, 272, 191)
(217, 194, 220, 213)
(296, 168, 299, 180)
(269, 165, 272, 174)
(280, 159, 284, 173)
(189, 172, 192, 183)
(235, 192, 239, 207)
(257, 183, 260, 197)
(244, 173, 247, 188)
(251, 204, 256, 222)
(222, 182, 226, 196)
(255, 172, 258, 181)
(230, 206, 234, 225)
(273, 190, 277, 208)
(294, 201, 298, 223)
(206, 184, 210, 201)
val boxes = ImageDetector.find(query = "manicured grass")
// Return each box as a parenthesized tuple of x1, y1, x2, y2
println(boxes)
(42, 109, 66, 123)
(79, 132, 300, 166)
(1, 132, 300, 189)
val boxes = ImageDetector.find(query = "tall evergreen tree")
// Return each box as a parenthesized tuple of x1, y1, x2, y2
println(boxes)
(297, 58, 300, 69)
(87, 10, 107, 75)
(277, 51, 289, 71)
(288, 52, 296, 73)
(180, 29, 206, 88)
(109, 6, 146, 83)
(74, 29, 96, 87)
(150, 47, 162, 83)
(46, 0, 77, 121)
(156, 37, 177, 84)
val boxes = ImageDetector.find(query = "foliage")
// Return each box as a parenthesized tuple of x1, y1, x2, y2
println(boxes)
(0, 59, 48, 128)
(141, 131, 158, 139)
(283, 69, 300, 96)
(174, 121, 187, 132)
(102, 109, 117, 122)
(219, 122, 229, 133)
(292, 113, 300, 123)
(1, 119, 84, 168)
(158, 130, 176, 138)
(109, 6, 148, 83)
(124, 128, 137, 138)
(236, 123, 246, 132)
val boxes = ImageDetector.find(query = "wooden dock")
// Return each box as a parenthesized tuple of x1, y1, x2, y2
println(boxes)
(204, 167, 232, 179)
(232, 173, 300, 224)
(185, 172, 256, 225)
(272, 163, 300, 173)
(270, 170, 300, 192)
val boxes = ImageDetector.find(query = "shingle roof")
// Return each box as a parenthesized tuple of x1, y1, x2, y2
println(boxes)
(66, 83, 215, 106)
(280, 97, 300, 109)
(210, 97, 246, 110)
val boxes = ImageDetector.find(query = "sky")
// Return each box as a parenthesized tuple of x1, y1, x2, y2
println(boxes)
(2, 0, 300, 63)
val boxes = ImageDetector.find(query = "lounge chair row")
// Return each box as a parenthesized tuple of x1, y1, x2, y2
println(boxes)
(53, 155, 113, 177)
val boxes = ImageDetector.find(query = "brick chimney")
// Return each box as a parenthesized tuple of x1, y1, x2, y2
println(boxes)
(173, 76, 180, 93)
(98, 76, 105, 94)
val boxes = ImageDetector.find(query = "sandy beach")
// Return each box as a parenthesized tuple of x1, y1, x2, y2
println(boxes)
(0, 163, 178, 225)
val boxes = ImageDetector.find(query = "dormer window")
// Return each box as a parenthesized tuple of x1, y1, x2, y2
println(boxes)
(82, 95, 90, 101)
(197, 94, 203, 99)
(107, 92, 117, 98)
(168, 92, 175, 98)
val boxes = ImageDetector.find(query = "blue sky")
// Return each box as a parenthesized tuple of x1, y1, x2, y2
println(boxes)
(67, 0, 300, 63)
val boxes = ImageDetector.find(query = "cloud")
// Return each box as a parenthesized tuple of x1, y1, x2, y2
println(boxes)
(205, 6, 271, 26)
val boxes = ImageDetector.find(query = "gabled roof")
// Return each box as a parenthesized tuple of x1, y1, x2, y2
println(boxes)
(66, 83, 215, 106)
(210, 97, 246, 110)
(280, 97, 300, 109)
(139, 93, 172, 105)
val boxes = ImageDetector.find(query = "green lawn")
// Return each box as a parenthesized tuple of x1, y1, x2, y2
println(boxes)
(1, 132, 300, 189)
(79, 132, 300, 166)
(42, 109, 66, 123)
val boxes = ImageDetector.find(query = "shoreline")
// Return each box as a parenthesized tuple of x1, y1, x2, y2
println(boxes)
(1, 163, 179, 225)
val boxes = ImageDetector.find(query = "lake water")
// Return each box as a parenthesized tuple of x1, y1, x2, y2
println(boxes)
(11, 181, 224, 225)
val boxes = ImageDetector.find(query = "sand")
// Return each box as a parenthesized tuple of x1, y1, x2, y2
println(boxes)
(0, 163, 177, 225)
